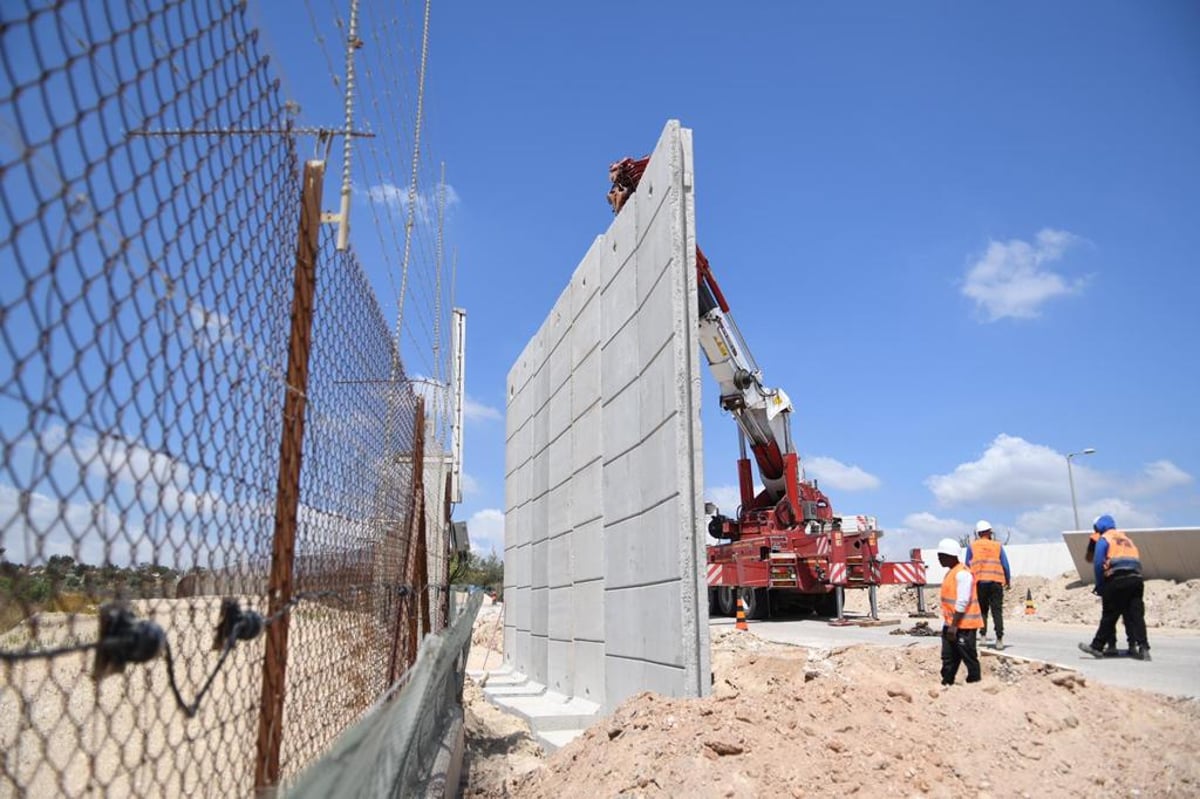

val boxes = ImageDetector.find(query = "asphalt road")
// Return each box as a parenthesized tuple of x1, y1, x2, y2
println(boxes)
(710, 613, 1200, 698)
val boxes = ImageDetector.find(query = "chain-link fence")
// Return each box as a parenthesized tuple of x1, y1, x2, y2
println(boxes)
(0, 1, 444, 795)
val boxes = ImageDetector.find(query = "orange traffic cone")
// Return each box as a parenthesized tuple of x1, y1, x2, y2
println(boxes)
(735, 597, 749, 631)
(1024, 588, 1036, 616)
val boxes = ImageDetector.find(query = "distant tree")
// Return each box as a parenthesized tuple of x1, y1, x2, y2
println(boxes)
(449, 550, 504, 592)
(47, 555, 75, 576)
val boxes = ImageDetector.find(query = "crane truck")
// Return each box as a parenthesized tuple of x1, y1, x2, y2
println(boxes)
(607, 155, 928, 622)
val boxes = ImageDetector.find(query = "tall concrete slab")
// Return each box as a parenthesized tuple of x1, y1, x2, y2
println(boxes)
(503, 121, 710, 713)
(1063, 528, 1200, 583)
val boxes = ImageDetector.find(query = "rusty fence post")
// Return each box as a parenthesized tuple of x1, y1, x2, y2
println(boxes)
(442, 471, 452, 629)
(255, 159, 325, 792)
(388, 396, 425, 684)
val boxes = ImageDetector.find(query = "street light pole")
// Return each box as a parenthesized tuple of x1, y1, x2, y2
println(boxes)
(1066, 448, 1097, 530)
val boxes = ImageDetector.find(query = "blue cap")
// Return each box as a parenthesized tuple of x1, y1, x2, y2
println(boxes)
(1092, 514, 1116, 533)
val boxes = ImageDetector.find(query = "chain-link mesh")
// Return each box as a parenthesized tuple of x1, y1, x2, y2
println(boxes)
(0, 1, 437, 795)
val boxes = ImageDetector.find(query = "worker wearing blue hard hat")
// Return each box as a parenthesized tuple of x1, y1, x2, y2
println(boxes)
(1079, 515, 1151, 661)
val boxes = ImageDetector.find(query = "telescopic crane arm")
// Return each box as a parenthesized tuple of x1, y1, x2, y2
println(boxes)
(608, 156, 808, 517)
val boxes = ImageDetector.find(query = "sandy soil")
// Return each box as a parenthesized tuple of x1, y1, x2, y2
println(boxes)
(841, 574, 1200, 630)
(462, 577, 1200, 798)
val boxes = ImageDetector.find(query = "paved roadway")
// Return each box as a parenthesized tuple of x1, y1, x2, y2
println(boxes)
(710, 614, 1200, 698)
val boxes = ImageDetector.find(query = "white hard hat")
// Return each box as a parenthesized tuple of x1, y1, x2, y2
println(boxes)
(975, 520, 993, 534)
(936, 538, 962, 559)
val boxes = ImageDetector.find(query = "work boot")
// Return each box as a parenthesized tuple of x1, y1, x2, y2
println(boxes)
(1103, 642, 1118, 656)
(1078, 642, 1104, 658)
(1130, 645, 1152, 662)
(994, 637, 1004, 651)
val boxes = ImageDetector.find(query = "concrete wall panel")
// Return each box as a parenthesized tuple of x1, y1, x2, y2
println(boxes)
(571, 518, 604, 583)
(604, 658, 686, 703)
(569, 459, 602, 529)
(604, 583, 683, 665)
(605, 499, 681, 589)
(547, 638, 574, 696)
(504, 120, 709, 711)
(548, 583, 573, 639)
(1064, 528, 1200, 583)
(573, 640, 605, 703)
(572, 579, 605, 642)
(548, 533, 572, 589)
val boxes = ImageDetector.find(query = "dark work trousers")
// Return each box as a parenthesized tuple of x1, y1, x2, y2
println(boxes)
(976, 581, 1005, 639)
(1090, 575, 1149, 651)
(940, 627, 981, 685)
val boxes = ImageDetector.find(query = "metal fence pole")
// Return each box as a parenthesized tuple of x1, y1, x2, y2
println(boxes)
(255, 159, 326, 792)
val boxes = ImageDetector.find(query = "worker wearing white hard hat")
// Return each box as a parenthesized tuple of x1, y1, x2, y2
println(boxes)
(965, 520, 1011, 650)
(936, 537, 983, 686)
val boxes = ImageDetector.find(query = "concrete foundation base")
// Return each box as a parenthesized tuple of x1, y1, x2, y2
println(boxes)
(474, 667, 599, 753)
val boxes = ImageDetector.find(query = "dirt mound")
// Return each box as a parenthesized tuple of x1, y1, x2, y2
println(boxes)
(471, 603, 505, 651)
(506, 630, 1200, 798)
(841, 575, 1200, 630)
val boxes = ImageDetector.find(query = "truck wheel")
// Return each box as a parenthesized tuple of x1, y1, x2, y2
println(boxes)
(717, 586, 737, 616)
(708, 588, 721, 617)
(740, 587, 770, 620)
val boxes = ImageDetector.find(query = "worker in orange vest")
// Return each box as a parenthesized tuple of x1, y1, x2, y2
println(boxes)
(1079, 514, 1151, 661)
(965, 520, 1011, 649)
(1083, 516, 1117, 655)
(936, 538, 984, 685)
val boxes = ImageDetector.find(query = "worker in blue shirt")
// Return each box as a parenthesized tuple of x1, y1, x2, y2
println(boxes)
(964, 521, 1011, 649)
(1079, 514, 1151, 661)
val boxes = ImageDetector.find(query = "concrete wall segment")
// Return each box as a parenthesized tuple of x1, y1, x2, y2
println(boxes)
(503, 120, 708, 711)
(1064, 528, 1200, 583)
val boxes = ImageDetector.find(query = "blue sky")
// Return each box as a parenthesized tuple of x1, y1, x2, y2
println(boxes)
(408, 2, 1199, 557)
(255, 0, 1199, 558)
(9, 2, 1193, 565)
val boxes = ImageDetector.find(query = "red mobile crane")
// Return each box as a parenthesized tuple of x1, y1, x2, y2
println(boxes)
(608, 156, 928, 621)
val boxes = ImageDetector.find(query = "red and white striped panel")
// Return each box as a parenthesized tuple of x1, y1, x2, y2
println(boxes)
(706, 563, 722, 586)
(829, 563, 847, 585)
(889, 562, 924, 584)
(815, 536, 831, 556)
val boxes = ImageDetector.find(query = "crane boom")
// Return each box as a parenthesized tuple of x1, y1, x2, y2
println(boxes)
(609, 156, 811, 519)
(605, 144, 926, 621)
(695, 248, 795, 501)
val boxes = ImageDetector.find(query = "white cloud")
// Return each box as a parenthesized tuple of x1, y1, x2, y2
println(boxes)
(877, 511, 969, 559)
(962, 228, 1088, 321)
(460, 471, 480, 497)
(359, 181, 460, 225)
(186, 302, 235, 350)
(466, 508, 504, 557)
(1013, 498, 1161, 539)
(704, 484, 746, 516)
(926, 435, 1193, 516)
(926, 434, 1079, 508)
(1128, 460, 1193, 496)
(0, 483, 136, 565)
(898, 511, 970, 539)
(463, 395, 502, 422)
(5, 425, 227, 566)
(805, 456, 881, 492)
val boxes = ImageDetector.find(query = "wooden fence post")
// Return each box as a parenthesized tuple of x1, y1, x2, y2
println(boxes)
(255, 158, 324, 792)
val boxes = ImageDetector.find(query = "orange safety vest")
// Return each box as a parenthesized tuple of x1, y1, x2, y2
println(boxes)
(968, 538, 1006, 584)
(940, 563, 984, 629)
(1102, 530, 1142, 578)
